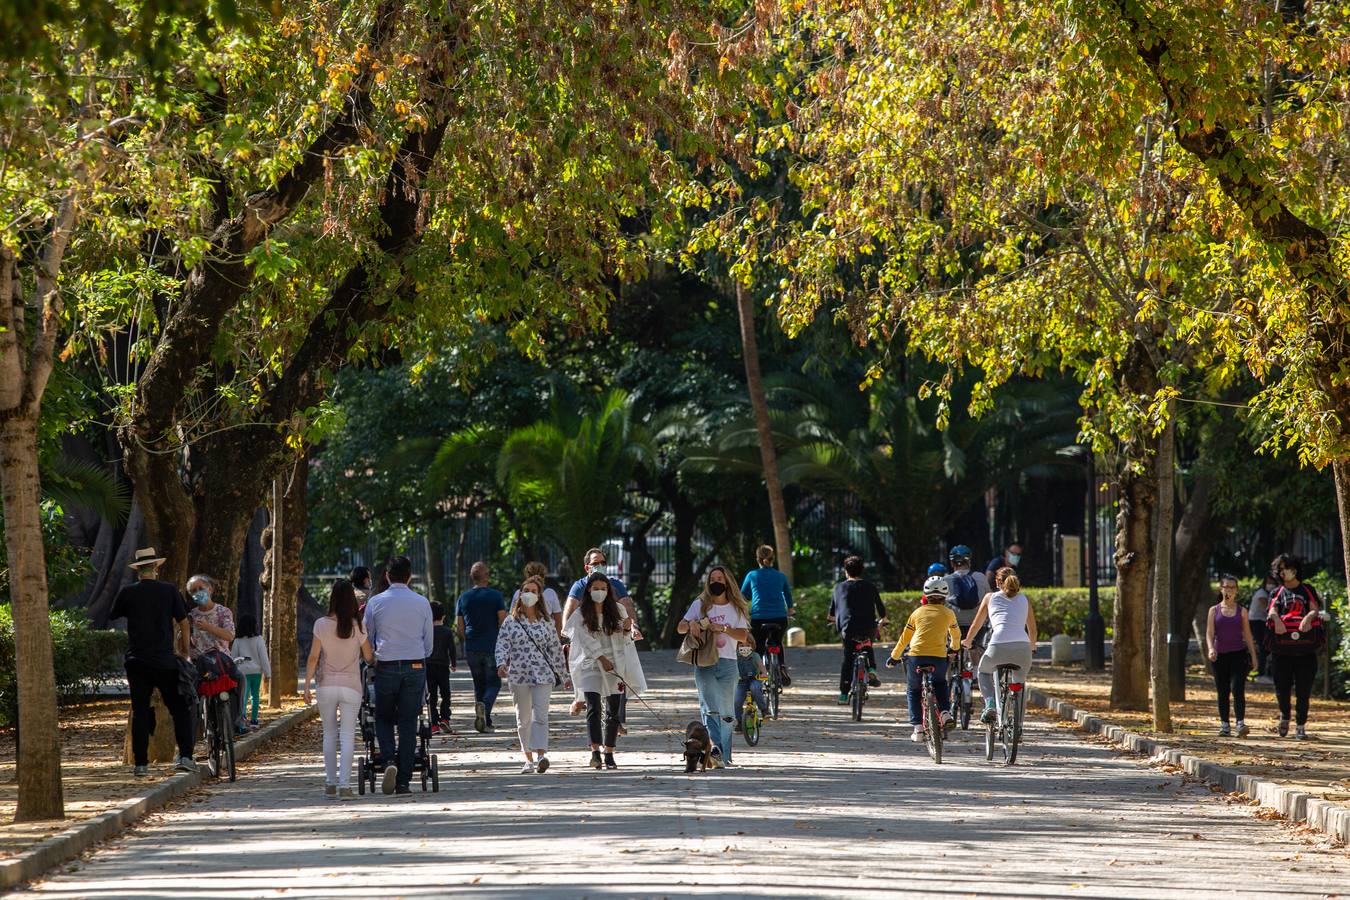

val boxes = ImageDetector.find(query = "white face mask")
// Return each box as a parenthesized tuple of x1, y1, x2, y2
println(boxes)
(1007, 552, 1022, 566)
(520, 592, 539, 608)
(589, 589, 608, 604)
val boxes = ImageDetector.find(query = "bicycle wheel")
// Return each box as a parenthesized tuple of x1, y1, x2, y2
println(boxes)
(924, 686, 942, 764)
(959, 685, 972, 731)
(767, 656, 781, 720)
(850, 659, 865, 721)
(984, 717, 995, 761)
(743, 706, 761, 747)
(217, 699, 236, 781)
(1004, 687, 1023, 766)
(206, 701, 223, 779)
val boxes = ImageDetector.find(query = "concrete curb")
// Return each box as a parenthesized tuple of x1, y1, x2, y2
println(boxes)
(0, 702, 319, 889)
(1027, 687, 1350, 844)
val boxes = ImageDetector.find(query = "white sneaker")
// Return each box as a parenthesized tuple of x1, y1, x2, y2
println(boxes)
(520, 761, 536, 774)
(911, 726, 924, 742)
(382, 765, 398, 795)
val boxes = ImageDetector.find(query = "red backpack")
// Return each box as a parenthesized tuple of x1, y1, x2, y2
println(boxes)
(1265, 585, 1325, 656)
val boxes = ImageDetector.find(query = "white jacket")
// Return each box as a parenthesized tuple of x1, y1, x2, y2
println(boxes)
(563, 610, 647, 696)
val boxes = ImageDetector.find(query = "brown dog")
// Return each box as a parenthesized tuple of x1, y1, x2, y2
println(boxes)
(684, 721, 712, 772)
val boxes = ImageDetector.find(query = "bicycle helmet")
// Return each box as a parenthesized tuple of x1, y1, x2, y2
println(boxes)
(922, 576, 951, 600)
(948, 544, 973, 565)
(927, 562, 949, 577)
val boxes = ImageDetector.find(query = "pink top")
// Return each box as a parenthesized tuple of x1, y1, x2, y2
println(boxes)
(313, 616, 365, 691)
(1212, 605, 1246, 655)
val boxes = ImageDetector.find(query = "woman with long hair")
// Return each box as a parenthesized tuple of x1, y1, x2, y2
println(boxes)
(1206, 574, 1258, 737)
(677, 565, 751, 767)
(303, 579, 373, 799)
(564, 572, 647, 769)
(962, 567, 1036, 727)
(496, 576, 569, 773)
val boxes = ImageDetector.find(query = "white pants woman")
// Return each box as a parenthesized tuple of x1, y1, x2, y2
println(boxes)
(318, 686, 361, 789)
(510, 682, 552, 759)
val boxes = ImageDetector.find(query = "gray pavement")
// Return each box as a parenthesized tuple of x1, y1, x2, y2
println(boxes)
(12, 647, 1349, 899)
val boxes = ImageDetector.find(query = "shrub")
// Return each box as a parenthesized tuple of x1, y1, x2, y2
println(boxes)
(0, 606, 127, 728)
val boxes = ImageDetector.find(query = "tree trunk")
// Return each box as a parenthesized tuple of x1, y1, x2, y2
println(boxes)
(1112, 462, 1156, 711)
(1173, 468, 1219, 701)
(274, 460, 307, 701)
(0, 417, 65, 821)
(1334, 460, 1350, 592)
(734, 280, 792, 583)
(1150, 408, 1176, 732)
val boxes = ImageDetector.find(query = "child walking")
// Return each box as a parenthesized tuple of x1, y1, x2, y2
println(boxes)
(427, 601, 458, 734)
(231, 614, 271, 732)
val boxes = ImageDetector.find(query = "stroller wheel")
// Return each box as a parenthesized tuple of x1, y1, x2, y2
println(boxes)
(357, 760, 366, 795)
(430, 754, 440, 792)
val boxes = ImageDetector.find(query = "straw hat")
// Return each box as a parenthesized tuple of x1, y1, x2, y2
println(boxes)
(128, 547, 167, 569)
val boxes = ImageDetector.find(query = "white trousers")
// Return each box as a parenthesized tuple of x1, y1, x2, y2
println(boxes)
(318, 685, 361, 788)
(510, 682, 552, 753)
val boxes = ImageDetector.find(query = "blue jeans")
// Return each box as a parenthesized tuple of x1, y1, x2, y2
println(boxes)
(905, 656, 950, 725)
(467, 650, 501, 723)
(693, 657, 738, 762)
(373, 660, 426, 789)
(734, 676, 766, 725)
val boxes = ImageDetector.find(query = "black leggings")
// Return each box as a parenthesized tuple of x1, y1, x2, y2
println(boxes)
(1210, 650, 1249, 723)
(1271, 653, 1318, 726)
(584, 692, 621, 748)
(751, 618, 789, 665)
(839, 637, 877, 694)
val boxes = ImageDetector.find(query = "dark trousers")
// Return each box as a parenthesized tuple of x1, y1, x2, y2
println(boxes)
(584, 691, 621, 748)
(426, 662, 451, 725)
(751, 617, 789, 665)
(466, 650, 501, 723)
(373, 660, 426, 789)
(126, 659, 195, 766)
(1211, 650, 1249, 722)
(905, 656, 950, 725)
(839, 636, 877, 694)
(1271, 653, 1318, 726)
(1249, 620, 1269, 676)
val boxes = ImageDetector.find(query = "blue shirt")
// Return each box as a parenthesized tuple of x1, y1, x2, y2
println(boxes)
(741, 566, 793, 619)
(455, 586, 506, 654)
(567, 575, 629, 600)
(363, 583, 434, 662)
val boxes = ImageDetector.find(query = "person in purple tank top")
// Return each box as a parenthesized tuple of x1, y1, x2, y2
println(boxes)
(1205, 575, 1258, 738)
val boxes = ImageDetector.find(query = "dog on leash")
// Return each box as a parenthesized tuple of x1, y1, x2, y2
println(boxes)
(684, 721, 713, 772)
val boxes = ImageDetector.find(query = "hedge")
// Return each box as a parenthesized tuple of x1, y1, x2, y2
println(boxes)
(0, 606, 126, 728)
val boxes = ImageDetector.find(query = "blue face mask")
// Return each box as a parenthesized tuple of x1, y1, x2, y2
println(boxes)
(192, 589, 210, 607)
(1006, 552, 1022, 566)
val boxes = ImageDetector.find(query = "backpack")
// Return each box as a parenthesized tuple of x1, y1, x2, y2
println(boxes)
(949, 572, 980, 610)
(1264, 585, 1326, 656)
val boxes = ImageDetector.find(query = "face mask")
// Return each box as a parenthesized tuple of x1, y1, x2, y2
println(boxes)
(587, 561, 604, 574)
(192, 589, 210, 607)
(708, 582, 726, 597)
(590, 589, 608, 604)
(520, 592, 539, 608)
(1007, 553, 1022, 566)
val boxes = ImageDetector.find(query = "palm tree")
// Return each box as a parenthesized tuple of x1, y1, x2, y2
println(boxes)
(497, 389, 653, 577)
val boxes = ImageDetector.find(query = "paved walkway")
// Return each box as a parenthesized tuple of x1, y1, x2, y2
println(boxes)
(11, 648, 1349, 898)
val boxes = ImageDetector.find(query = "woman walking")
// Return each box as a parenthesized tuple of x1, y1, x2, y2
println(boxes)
(678, 566, 751, 768)
(496, 576, 569, 773)
(741, 546, 794, 685)
(1205, 575, 1258, 737)
(303, 580, 373, 799)
(963, 568, 1037, 727)
(565, 573, 646, 770)
(1266, 554, 1329, 739)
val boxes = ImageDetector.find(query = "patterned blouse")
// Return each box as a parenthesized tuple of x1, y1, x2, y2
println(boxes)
(495, 615, 566, 686)
(189, 602, 234, 656)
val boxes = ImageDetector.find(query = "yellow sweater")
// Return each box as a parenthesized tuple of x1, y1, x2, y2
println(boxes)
(891, 603, 961, 659)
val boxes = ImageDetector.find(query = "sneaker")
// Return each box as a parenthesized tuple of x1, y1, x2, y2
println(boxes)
(174, 757, 196, 774)
(837, 693, 849, 704)
(1295, 726, 1308, 740)
(570, 699, 586, 716)
(617, 724, 628, 736)
(474, 702, 486, 733)
(382, 765, 399, 795)
(1277, 719, 1290, 737)
(1218, 724, 1231, 737)
(1255, 675, 1274, 685)
(133, 765, 149, 777)
(394, 785, 413, 797)
(431, 724, 442, 735)
(536, 756, 550, 774)
(338, 787, 355, 801)
(520, 761, 536, 774)
(911, 726, 924, 742)
(604, 752, 618, 770)
(781, 669, 792, 688)
(483, 723, 496, 733)
(590, 750, 603, 770)
(940, 711, 954, 734)
(980, 706, 997, 725)
(1236, 722, 1250, 738)
(867, 669, 881, 688)
(325, 784, 337, 798)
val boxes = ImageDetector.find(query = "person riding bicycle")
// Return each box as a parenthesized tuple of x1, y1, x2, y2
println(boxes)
(829, 555, 888, 703)
(886, 576, 961, 742)
(733, 638, 768, 733)
(962, 567, 1036, 725)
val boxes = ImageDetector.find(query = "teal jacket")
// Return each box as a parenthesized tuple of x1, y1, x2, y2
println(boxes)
(741, 566, 793, 619)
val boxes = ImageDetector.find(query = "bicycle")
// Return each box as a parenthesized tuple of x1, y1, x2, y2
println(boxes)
(848, 639, 873, 722)
(984, 663, 1025, 766)
(741, 681, 764, 746)
(948, 644, 974, 730)
(197, 654, 247, 782)
(915, 663, 944, 763)
(761, 625, 785, 720)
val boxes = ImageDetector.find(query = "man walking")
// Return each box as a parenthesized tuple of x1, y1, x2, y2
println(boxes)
(110, 548, 196, 777)
(363, 555, 433, 796)
(456, 561, 507, 733)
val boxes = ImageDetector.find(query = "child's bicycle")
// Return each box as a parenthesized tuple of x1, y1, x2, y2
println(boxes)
(741, 678, 766, 746)
(985, 663, 1025, 765)
(914, 663, 945, 764)
(948, 644, 974, 730)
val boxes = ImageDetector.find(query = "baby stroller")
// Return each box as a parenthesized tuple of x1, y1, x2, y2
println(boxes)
(356, 664, 441, 793)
